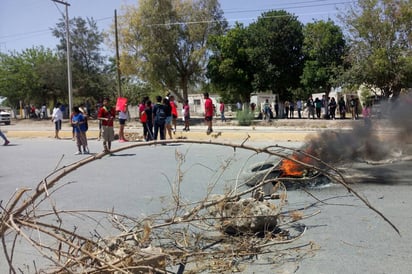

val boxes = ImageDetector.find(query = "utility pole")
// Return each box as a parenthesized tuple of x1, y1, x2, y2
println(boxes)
(114, 9, 122, 97)
(52, 0, 73, 117)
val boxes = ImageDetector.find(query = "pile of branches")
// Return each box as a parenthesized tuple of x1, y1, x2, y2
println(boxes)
(0, 139, 399, 273)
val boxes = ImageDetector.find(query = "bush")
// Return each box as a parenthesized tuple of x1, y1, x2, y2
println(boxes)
(236, 109, 255, 126)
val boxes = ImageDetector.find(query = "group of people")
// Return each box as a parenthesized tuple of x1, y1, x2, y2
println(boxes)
(138, 93, 189, 141)
(259, 95, 366, 121)
(49, 99, 111, 154)
(51, 102, 90, 154)
(261, 99, 300, 120)
(137, 92, 216, 140)
(306, 95, 360, 120)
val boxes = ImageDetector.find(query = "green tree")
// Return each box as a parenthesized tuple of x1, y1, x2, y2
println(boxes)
(207, 10, 304, 103)
(0, 47, 64, 108)
(52, 17, 113, 102)
(342, 0, 412, 98)
(247, 10, 304, 100)
(206, 23, 253, 103)
(301, 20, 346, 99)
(117, 0, 227, 101)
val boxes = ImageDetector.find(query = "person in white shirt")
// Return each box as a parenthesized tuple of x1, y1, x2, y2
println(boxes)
(118, 105, 128, 142)
(51, 103, 63, 139)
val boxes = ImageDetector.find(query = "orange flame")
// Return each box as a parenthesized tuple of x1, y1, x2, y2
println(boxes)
(280, 149, 315, 177)
(280, 158, 305, 177)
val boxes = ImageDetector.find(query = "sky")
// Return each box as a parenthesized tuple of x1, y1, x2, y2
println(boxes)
(0, 0, 351, 54)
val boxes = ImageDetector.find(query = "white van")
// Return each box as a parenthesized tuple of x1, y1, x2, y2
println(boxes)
(0, 108, 11, 125)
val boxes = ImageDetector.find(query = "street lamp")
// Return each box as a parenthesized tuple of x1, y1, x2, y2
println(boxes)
(52, 0, 73, 118)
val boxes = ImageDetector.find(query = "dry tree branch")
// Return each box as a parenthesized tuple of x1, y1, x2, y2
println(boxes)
(1, 138, 400, 273)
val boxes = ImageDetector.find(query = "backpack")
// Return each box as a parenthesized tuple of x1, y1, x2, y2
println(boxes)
(156, 105, 166, 124)
(140, 110, 147, 123)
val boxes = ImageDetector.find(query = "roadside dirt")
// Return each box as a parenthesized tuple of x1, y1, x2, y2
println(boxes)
(4, 117, 359, 142)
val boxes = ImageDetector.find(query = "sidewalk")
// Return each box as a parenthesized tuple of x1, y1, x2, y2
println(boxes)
(3, 118, 356, 142)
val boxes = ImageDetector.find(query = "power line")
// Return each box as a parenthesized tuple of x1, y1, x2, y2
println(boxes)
(223, 0, 353, 14)
(1, 0, 353, 45)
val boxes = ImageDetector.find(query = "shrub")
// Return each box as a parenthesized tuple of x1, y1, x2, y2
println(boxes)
(236, 109, 255, 126)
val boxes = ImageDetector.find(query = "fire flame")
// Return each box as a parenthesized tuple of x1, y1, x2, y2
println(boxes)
(280, 150, 315, 177)
(280, 158, 305, 177)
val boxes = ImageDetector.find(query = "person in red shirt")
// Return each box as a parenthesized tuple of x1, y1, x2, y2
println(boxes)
(204, 92, 213, 135)
(219, 100, 226, 122)
(97, 97, 116, 153)
(169, 95, 178, 133)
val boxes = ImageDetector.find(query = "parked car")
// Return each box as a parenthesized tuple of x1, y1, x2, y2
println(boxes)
(0, 108, 11, 125)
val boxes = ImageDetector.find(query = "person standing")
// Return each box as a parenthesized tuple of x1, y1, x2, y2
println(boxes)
(338, 97, 346, 119)
(40, 103, 47, 119)
(0, 127, 10, 146)
(315, 97, 322, 118)
(97, 97, 116, 153)
(51, 103, 63, 139)
(263, 99, 271, 121)
(79, 103, 89, 141)
(362, 103, 372, 128)
(204, 92, 213, 135)
(144, 100, 154, 141)
(163, 97, 173, 139)
(296, 99, 302, 119)
(350, 95, 357, 120)
(139, 97, 148, 140)
(153, 95, 167, 141)
(284, 100, 290, 118)
(71, 106, 89, 154)
(169, 95, 178, 133)
(274, 100, 279, 118)
(118, 105, 128, 142)
(183, 99, 190, 131)
(289, 101, 295, 118)
(307, 96, 315, 119)
(219, 100, 226, 122)
(329, 97, 337, 120)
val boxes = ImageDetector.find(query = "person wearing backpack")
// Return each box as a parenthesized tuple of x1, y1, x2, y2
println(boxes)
(153, 95, 167, 141)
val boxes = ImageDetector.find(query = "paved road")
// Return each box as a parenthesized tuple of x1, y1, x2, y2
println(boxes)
(1, 120, 411, 273)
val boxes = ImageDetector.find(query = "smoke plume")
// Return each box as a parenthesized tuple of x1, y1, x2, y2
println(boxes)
(302, 93, 412, 166)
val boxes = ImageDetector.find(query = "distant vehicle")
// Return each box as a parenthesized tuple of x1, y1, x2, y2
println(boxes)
(0, 108, 11, 125)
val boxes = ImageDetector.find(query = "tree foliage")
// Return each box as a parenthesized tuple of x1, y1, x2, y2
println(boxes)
(207, 23, 253, 103)
(301, 20, 346, 96)
(207, 10, 304, 102)
(117, 0, 227, 101)
(342, 0, 412, 98)
(52, 16, 114, 102)
(0, 47, 65, 108)
(247, 10, 304, 100)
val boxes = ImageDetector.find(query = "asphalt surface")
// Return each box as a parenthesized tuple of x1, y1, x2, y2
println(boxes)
(1, 119, 411, 273)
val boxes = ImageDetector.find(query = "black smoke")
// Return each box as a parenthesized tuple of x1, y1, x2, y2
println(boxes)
(301, 92, 412, 166)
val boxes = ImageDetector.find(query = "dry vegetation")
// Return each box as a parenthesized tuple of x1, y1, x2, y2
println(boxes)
(0, 139, 399, 273)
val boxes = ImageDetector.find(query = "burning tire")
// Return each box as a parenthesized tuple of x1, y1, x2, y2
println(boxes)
(242, 160, 282, 187)
(243, 160, 332, 193)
